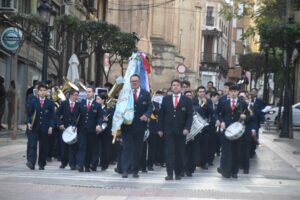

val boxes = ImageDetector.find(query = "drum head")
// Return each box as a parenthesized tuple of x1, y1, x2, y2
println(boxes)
(62, 126, 77, 144)
(225, 122, 244, 140)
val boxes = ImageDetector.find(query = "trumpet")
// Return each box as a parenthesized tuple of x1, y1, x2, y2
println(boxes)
(200, 97, 207, 107)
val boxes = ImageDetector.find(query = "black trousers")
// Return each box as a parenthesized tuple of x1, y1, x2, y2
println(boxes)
(194, 128, 209, 167)
(98, 131, 111, 169)
(60, 130, 77, 167)
(184, 140, 196, 174)
(207, 125, 218, 164)
(240, 133, 251, 171)
(164, 133, 185, 177)
(76, 131, 99, 169)
(220, 133, 241, 176)
(140, 141, 147, 171)
(147, 133, 160, 167)
(121, 131, 144, 174)
(27, 128, 48, 167)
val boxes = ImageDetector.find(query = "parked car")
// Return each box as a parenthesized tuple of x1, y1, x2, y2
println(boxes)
(265, 103, 300, 126)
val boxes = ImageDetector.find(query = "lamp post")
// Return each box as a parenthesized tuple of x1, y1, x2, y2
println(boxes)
(263, 43, 269, 103)
(37, 0, 55, 82)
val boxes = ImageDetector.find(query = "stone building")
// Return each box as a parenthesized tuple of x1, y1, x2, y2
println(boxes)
(106, 0, 205, 90)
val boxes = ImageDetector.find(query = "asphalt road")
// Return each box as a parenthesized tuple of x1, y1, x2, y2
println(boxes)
(0, 133, 299, 200)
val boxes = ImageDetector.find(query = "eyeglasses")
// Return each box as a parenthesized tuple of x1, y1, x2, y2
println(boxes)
(130, 80, 139, 83)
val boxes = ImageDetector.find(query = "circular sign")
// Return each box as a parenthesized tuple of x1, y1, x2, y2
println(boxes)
(1, 27, 23, 51)
(177, 64, 186, 74)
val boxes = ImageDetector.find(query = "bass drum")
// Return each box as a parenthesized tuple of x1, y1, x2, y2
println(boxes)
(62, 126, 77, 145)
(225, 122, 245, 140)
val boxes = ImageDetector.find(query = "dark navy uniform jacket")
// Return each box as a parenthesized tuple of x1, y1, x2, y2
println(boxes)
(121, 89, 153, 133)
(56, 99, 80, 128)
(77, 99, 103, 133)
(26, 97, 55, 131)
(219, 99, 247, 127)
(158, 95, 193, 135)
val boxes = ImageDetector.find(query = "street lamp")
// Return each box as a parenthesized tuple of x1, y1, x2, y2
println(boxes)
(263, 43, 269, 103)
(38, 0, 55, 82)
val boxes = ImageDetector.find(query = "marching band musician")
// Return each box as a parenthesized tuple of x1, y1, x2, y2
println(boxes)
(26, 82, 55, 170)
(76, 87, 103, 172)
(121, 74, 153, 178)
(192, 86, 213, 170)
(147, 90, 164, 171)
(183, 90, 196, 177)
(158, 79, 193, 180)
(56, 89, 80, 170)
(217, 85, 247, 178)
(238, 91, 257, 174)
(95, 93, 115, 171)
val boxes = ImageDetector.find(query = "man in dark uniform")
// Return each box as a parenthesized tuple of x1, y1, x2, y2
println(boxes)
(217, 85, 247, 178)
(192, 86, 213, 169)
(26, 83, 55, 170)
(121, 74, 152, 178)
(56, 89, 80, 170)
(158, 79, 193, 180)
(249, 88, 266, 158)
(76, 87, 103, 172)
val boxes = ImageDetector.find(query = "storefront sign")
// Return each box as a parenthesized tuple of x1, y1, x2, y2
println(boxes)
(1, 27, 23, 51)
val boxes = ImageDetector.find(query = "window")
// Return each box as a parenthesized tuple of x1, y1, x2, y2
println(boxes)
(231, 42, 235, 55)
(232, 18, 237, 28)
(18, 0, 31, 14)
(206, 7, 214, 26)
(237, 3, 244, 16)
(237, 28, 243, 41)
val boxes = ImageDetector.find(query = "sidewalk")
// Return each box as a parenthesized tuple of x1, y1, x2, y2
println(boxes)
(260, 125, 300, 173)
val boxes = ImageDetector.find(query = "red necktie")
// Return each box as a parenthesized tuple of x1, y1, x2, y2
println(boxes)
(40, 99, 44, 108)
(133, 89, 138, 102)
(231, 100, 236, 112)
(174, 95, 179, 108)
(70, 102, 74, 113)
(87, 101, 91, 111)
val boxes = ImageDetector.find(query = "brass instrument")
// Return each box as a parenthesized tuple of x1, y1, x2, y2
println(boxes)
(247, 96, 254, 116)
(51, 80, 79, 103)
(107, 77, 124, 108)
(74, 79, 87, 91)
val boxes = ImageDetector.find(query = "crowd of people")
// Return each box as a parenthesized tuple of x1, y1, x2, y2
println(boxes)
(24, 75, 266, 181)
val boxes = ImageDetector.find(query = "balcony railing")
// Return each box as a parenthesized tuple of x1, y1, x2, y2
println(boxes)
(201, 52, 221, 63)
(206, 16, 214, 26)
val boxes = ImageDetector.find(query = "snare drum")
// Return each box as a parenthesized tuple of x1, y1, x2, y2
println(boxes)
(62, 126, 77, 145)
(225, 122, 245, 140)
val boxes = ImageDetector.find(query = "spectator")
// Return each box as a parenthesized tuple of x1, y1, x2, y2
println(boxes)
(7, 80, 16, 130)
(0, 76, 6, 130)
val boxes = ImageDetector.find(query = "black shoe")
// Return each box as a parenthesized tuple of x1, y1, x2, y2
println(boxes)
(122, 173, 128, 178)
(59, 165, 66, 169)
(201, 165, 208, 170)
(232, 174, 238, 178)
(26, 162, 34, 170)
(132, 173, 139, 178)
(165, 176, 173, 180)
(217, 167, 222, 174)
(160, 163, 165, 167)
(147, 166, 154, 171)
(76, 166, 83, 172)
(175, 175, 181, 180)
(114, 168, 122, 174)
(85, 168, 90, 172)
(46, 157, 52, 162)
(90, 165, 97, 171)
(141, 169, 147, 173)
(208, 162, 213, 166)
(243, 170, 249, 174)
(101, 167, 107, 171)
(186, 172, 192, 177)
(39, 166, 44, 170)
(70, 166, 76, 170)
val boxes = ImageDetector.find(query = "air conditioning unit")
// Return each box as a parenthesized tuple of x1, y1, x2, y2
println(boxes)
(0, 0, 17, 12)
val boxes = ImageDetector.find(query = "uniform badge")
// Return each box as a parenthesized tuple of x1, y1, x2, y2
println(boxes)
(181, 107, 186, 111)
(45, 109, 49, 113)
(142, 101, 147, 105)
(93, 109, 97, 113)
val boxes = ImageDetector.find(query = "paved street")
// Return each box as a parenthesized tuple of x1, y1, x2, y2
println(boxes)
(0, 127, 300, 200)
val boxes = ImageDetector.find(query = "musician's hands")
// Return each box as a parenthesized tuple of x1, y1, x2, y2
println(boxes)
(220, 122, 226, 130)
(158, 131, 163, 138)
(251, 129, 256, 137)
(103, 116, 109, 122)
(96, 125, 102, 134)
(183, 129, 189, 136)
(215, 120, 221, 127)
(140, 115, 148, 122)
(240, 113, 247, 120)
(48, 127, 53, 135)
(59, 125, 65, 130)
(27, 123, 32, 130)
